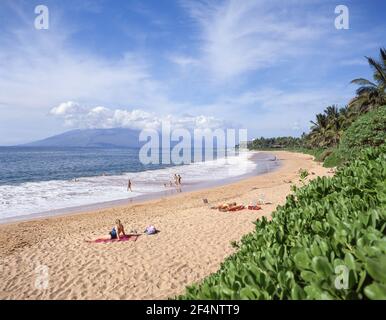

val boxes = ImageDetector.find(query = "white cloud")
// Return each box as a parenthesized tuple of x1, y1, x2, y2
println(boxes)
(292, 122, 301, 131)
(168, 54, 199, 67)
(49, 101, 225, 130)
(182, 0, 327, 81)
(0, 13, 180, 115)
(50, 101, 86, 116)
(194, 86, 353, 136)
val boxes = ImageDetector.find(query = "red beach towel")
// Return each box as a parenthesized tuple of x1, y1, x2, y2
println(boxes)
(86, 234, 140, 243)
(248, 205, 262, 210)
(228, 205, 245, 212)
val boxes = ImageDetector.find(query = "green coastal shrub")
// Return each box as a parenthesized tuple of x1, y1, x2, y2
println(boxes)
(178, 146, 386, 300)
(323, 149, 345, 168)
(340, 106, 386, 152)
(321, 107, 386, 168)
(319, 149, 334, 162)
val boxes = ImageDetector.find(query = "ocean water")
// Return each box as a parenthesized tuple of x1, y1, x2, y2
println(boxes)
(0, 147, 279, 221)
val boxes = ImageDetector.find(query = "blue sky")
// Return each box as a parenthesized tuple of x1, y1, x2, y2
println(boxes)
(0, 0, 385, 145)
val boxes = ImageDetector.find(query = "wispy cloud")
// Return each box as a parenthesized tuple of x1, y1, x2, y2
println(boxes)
(182, 0, 327, 81)
(0, 4, 184, 115)
(196, 86, 353, 136)
(0, 33, 167, 111)
(168, 54, 200, 67)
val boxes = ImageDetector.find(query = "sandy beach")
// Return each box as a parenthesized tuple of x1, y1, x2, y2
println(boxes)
(0, 151, 333, 300)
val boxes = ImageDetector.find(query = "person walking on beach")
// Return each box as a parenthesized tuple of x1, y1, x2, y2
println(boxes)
(127, 179, 132, 192)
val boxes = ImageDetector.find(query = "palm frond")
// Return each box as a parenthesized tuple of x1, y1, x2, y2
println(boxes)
(366, 56, 386, 83)
(350, 78, 377, 87)
(380, 48, 386, 66)
(356, 86, 377, 96)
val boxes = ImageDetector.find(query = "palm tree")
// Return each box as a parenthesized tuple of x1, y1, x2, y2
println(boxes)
(306, 105, 350, 148)
(350, 48, 386, 113)
(338, 105, 352, 129)
(324, 105, 342, 147)
(308, 113, 329, 147)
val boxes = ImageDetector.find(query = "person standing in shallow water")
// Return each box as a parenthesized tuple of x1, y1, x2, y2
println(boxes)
(127, 179, 132, 192)
(178, 174, 182, 185)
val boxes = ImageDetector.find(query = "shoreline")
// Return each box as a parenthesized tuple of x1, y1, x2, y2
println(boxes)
(0, 151, 279, 225)
(0, 151, 332, 300)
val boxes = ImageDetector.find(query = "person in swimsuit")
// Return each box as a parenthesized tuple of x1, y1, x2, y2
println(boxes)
(91, 219, 127, 241)
(127, 179, 132, 192)
(110, 219, 126, 239)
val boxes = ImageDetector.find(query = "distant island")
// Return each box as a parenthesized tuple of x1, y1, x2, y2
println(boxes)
(21, 128, 141, 148)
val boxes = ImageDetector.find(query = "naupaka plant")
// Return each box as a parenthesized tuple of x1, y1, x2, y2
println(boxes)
(298, 168, 310, 186)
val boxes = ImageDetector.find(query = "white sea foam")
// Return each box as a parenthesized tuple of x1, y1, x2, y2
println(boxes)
(0, 152, 276, 221)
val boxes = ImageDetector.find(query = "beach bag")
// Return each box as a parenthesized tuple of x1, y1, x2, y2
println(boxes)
(145, 225, 157, 235)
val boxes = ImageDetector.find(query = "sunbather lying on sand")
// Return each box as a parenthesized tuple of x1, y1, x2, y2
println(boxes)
(211, 202, 235, 210)
(247, 205, 262, 210)
(211, 202, 245, 212)
(227, 205, 245, 212)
